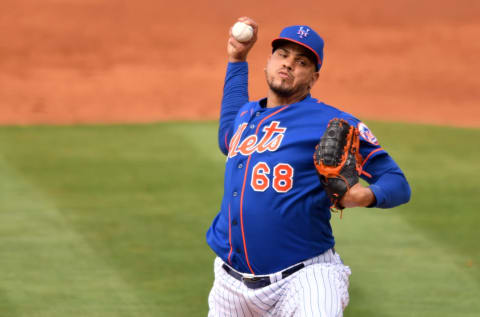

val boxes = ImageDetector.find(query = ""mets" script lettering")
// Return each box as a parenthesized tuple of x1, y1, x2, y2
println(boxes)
(228, 121, 286, 158)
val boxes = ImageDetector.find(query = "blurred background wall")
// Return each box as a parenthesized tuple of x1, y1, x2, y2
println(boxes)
(1, 0, 479, 126)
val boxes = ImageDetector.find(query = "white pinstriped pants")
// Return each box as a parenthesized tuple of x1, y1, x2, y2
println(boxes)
(208, 249, 351, 317)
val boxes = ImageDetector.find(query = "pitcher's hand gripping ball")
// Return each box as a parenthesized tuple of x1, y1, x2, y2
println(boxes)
(314, 118, 362, 210)
(232, 21, 254, 42)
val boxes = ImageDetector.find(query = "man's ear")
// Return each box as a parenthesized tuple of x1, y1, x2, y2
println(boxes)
(310, 71, 320, 87)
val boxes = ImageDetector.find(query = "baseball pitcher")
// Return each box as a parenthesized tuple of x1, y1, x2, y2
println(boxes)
(206, 17, 411, 317)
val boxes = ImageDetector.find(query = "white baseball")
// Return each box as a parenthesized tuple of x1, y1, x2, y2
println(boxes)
(232, 22, 254, 43)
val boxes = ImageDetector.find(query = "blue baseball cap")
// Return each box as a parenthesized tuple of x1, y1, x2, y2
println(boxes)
(272, 25, 324, 71)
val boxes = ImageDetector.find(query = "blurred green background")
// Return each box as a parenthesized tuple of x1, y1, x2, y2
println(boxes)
(0, 121, 478, 316)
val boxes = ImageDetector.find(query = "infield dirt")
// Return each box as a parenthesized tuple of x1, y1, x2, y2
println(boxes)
(1, 0, 479, 127)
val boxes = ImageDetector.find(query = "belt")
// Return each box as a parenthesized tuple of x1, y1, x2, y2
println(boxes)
(222, 262, 305, 289)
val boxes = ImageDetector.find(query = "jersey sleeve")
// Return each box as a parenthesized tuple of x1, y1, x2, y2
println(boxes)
(363, 153, 411, 208)
(340, 115, 410, 208)
(218, 62, 249, 155)
(354, 122, 411, 209)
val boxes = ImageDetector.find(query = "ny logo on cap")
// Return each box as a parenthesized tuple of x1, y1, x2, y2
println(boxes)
(297, 26, 310, 39)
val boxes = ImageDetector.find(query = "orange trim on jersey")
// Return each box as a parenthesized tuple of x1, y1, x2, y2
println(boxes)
(362, 170, 372, 178)
(361, 147, 383, 171)
(239, 105, 289, 274)
(240, 155, 255, 273)
(227, 204, 233, 265)
(358, 148, 383, 178)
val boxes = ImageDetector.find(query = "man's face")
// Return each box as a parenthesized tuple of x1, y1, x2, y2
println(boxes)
(265, 42, 319, 98)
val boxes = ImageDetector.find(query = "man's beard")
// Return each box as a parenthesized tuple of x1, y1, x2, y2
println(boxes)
(267, 78, 296, 98)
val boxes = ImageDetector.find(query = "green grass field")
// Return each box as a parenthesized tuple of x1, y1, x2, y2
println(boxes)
(0, 121, 478, 316)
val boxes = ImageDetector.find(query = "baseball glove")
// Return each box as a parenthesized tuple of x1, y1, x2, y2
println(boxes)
(313, 118, 362, 211)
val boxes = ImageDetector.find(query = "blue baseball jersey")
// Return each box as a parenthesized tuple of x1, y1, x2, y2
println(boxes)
(206, 62, 410, 275)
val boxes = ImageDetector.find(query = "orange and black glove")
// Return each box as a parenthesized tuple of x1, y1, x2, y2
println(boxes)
(313, 118, 362, 210)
